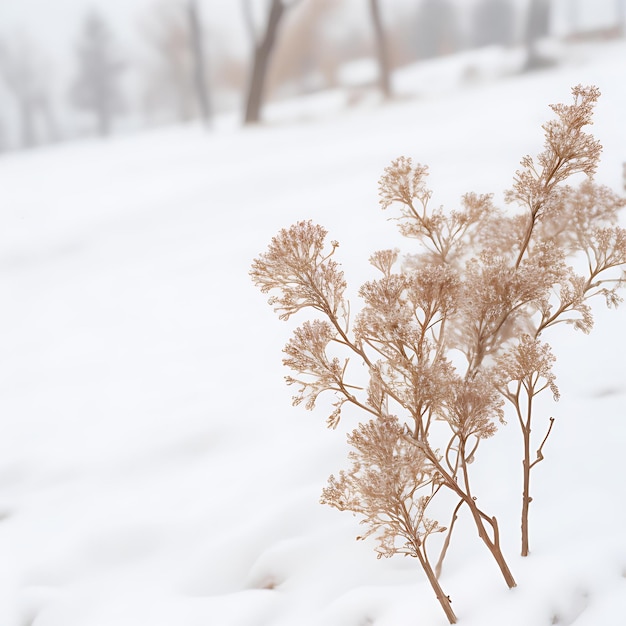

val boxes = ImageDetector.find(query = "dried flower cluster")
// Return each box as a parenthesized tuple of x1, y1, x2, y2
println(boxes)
(250, 85, 626, 623)
(321, 415, 443, 560)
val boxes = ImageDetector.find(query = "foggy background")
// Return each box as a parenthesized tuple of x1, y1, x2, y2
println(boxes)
(1, 2, 626, 625)
(0, 0, 624, 152)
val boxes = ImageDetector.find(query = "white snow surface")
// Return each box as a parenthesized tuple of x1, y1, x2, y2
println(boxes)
(1, 42, 626, 626)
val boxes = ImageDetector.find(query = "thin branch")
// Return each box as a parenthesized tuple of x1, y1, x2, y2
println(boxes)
(529, 416, 555, 470)
(435, 498, 464, 579)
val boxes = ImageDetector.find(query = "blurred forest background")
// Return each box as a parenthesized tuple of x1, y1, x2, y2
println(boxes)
(0, 0, 624, 153)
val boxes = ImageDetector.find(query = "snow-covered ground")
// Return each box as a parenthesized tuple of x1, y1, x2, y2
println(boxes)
(1, 41, 626, 625)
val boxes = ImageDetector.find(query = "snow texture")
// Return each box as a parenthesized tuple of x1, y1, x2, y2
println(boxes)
(1, 40, 626, 626)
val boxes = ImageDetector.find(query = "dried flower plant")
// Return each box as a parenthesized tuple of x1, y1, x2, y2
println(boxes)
(490, 87, 626, 555)
(250, 85, 626, 622)
(321, 415, 457, 623)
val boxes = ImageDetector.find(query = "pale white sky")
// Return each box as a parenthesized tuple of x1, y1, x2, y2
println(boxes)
(1, 0, 246, 61)
(1, 0, 621, 65)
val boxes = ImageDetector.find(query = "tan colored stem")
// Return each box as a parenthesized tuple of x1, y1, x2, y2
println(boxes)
(415, 547, 458, 624)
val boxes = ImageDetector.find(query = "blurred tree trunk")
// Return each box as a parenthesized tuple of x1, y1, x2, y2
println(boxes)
(618, 0, 626, 36)
(368, 0, 392, 99)
(0, 36, 59, 149)
(18, 100, 36, 148)
(243, 0, 288, 124)
(524, 0, 550, 69)
(188, 0, 212, 126)
(70, 11, 126, 137)
(138, 2, 198, 124)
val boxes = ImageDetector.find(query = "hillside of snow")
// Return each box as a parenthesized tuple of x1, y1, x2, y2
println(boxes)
(1, 41, 626, 625)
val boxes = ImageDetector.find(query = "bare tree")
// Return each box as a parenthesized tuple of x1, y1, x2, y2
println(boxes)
(242, 0, 298, 124)
(618, 0, 626, 35)
(188, 0, 212, 126)
(471, 0, 516, 48)
(267, 0, 338, 96)
(0, 35, 58, 149)
(139, 2, 196, 123)
(139, 0, 218, 126)
(70, 11, 125, 137)
(412, 0, 461, 60)
(368, 0, 392, 99)
(524, 0, 551, 69)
